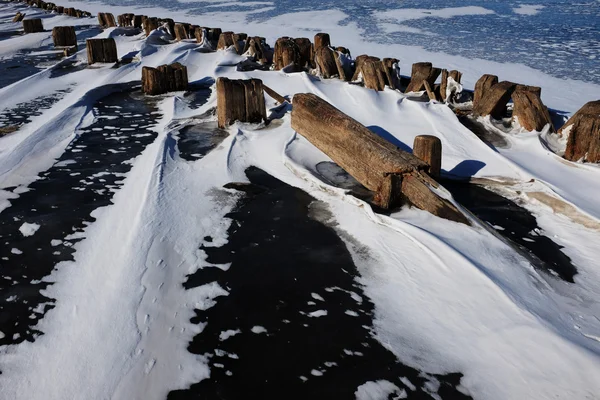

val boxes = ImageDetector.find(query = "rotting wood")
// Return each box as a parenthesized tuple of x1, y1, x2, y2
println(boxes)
(143, 17, 159, 36)
(218, 31, 241, 53)
(334, 51, 348, 81)
(405, 62, 441, 93)
(290, 93, 468, 223)
(86, 38, 118, 64)
(360, 58, 385, 91)
(351, 55, 374, 82)
(263, 84, 286, 104)
(141, 62, 189, 95)
(413, 135, 442, 178)
(52, 26, 77, 47)
(382, 58, 400, 90)
(23, 18, 44, 33)
(216, 77, 267, 128)
(273, 37, 297, 70)
(97, 13, 116, 28)
(472, 80, 517, 118)
(314, 33, 330, 51)
(511, 85, 554, 132)
(423, 81, 437, 101)
(561, 100, 600, 163)
(174, 23, 189, 41)
(242, 36, 268, 63)
(473, 74, 498, 110)
(13, 12, 26, 23)
(315, 46, 338, 78)
(294, 38, 313, 68)
(439, 69, 462, 102)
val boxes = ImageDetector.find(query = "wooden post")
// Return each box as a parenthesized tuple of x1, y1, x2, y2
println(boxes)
(52, 26, 77, 47)
(439, 69, 462, 102)
(217, 77, 267, 128)
(242, 36, 268, 64)
(472, 81, 517, 118)
(56, 6, 64, 13)
(274, 37, 297, 70)
(413, 135, 442, 178)
(473, 74, 498, 110)
(314, 33, 330, 51)
(117, 13, 135, 27)
(13, 12, 26, 22)
(133, 15, 144, 29)
(560, 100, 600, 163)
(315, 46, 340, 78)
(64, 8, 76, 17)
(383, 58, 400, 90)
(23, 19, 44, 33)
(360, 58, 385, 91)
(290, 93, 468, 223)
(160, 18, 175, 37)
(143, 17, 159, 36)
(511, 85, 554, 132)
(294, 38, 313, 69)
(86, 38, 118, 64)
(97, 13, 116, 28)
(217, 31, 236, 50)
(141, 63, 188, 95)
(405, 62, 441, 93)
(174, 23, 188, 41)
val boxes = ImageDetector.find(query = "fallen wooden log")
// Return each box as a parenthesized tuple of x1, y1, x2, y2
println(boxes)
(97, 12, 116, 28)
(561, 100, 600, 163)
(86, 38, 118, 64)
(473, 74, 498, 110)
(216, 77, 267, 128)
(511, 85, 554, 132)
(23, 19, 44, 33)
(52, 26, 77, 47)
(141, 62, 188, 95)
(263, 84, 286, 104)
(472, 80, 516, 118)
(413, 135, 442, 178)
(13, 12, 26, 22)
(290, 93, 468, 223)
(405, 62, 441, 93)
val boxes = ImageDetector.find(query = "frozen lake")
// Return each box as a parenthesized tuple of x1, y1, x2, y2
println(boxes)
(75, 0, 600, 84)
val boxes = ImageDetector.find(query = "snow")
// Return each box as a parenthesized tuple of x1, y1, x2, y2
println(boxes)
(513, 4, 545, 15)
(18, 222, 40, 237)
(0, 1, 599, 400)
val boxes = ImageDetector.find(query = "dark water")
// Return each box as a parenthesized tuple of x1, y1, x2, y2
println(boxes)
(0, 88, 160, 346)
(169, 167, 471, 400)
(444, 180, 577, 282)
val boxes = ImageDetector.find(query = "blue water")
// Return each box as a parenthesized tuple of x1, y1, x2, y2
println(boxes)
(85, 0, 600, 83)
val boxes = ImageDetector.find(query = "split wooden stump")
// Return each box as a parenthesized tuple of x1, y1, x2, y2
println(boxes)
(23, 19, 44, 33)
(405, 62, 441, 93)
(291, 93, 468, 223)
(216, 77, 267, 128)
(413, 135, 442, 179)
(561, 100, 600, 163)
(439, 69, 462, 102)
(52, 26, 77, 47)
(13, 12, 26, 23)
(472, 78, 516, 118)
(97, 13, 116, 28)
(86, 38, 118, 64)
(511, 85, 553, 132)
(141, 63, 189, 95)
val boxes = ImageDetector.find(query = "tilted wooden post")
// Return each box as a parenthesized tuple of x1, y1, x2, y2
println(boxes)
(86, 38, 118, 64)
(52, 26, 77, 47)
(473, 74, 498, 110)
(560, 100, 600, 163)
(13, 12, 26, 22)
(413, 135, 442, 178)
(472, 81, 516, 118)
(511, 85, 554, 132)
(141, 63, 188, 95)
(290, 93, 468, 224)
(216, 77, 267, 128)
(23, 19, 44, 33)
(405, 62, 441, 93)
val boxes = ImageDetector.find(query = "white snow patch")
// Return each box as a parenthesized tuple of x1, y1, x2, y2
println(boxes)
(19, 223, 40, 237)
(355, 380, 404, 400)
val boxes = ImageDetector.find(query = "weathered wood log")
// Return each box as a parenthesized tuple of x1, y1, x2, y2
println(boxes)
(315, 46, 339, 78)
(294, 37, 313, 68)
(216, 77, 267, 128)
(382, 58, 400, 90)
(13, 12, 26, 22)
(405, 62, 441, 93)
(472, 81, 517, 118)
(439, 69, 462, 102)
(351, 55, 372, 81)
(217, 31, 239, 52)
(86, 38, 118, 64)
(174, 23, 189, 41)
(141, 62, 188, 95)
(197, 27, 221, 48)
(97, 13, 116, 28)
(52, 26, 76, 47)
(242, 36, 269, 63)
(413, 135, 442, 178)
(143, 17, 159, 36)
(291, 93, 467, 223)
(314, 33, 330, 52)
(473, 74, 498, 110)
(274, 37, 298, 70)
(561, 101, 600, 163)
(64, 7, 76, 17)
(263, 84, 286, 104)
(334, 51, 348, 81)
(511, 85, 554, 132)
(117, 13, 135, 27)
(133, 15, 144, 29)
(360, 58, 385, 91)
(23, 19, 44, 33)
(423, 81, 437, 101)
(336, 46, 350, 57)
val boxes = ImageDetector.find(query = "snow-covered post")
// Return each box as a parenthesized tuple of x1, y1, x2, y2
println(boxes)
(439, 69, 462, 102)
(216, 78, 267, 128)
(561, 100, 600, 163)
(143, 18, 158, 36)
(22, 19, 44, 34)
(413, 135, 442, 179)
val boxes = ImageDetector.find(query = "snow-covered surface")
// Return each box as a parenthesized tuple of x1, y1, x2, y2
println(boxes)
(0, 2, 600, 400)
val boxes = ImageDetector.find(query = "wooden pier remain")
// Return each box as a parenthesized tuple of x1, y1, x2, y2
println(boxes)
(561, 100, 600, 163)
(405, 62, 441, 93)
(52, 26, 77, 47)
(141, 63, 189, 95)
(97, 13, 116, 28)
(291, 93, 468, 223)
(413, 135, 442, 178)
(511, 85, 553, 132)
(216, 77, 267, 128)
(23, 18, 44, 33)
(86, 38, 118, 64)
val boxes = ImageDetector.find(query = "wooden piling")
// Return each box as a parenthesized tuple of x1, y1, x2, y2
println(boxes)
(473, 74, 498, 110)
(174, 23, 189, 41)
(472, 81, 516, 118)
(216, 77, 267, 128)
(561, 100, 600, 163)
(439, 69, 462, 102)
(133, 15, 144, 29)
(314, 33, 330, 51)
(511, 85, 554, 132)
(405, 62, 441, 93)
(23, 18, 44, 33)
(52, 26, 77, 47)
(141, 62, 188, 95)
(13, 12, 26, 22)
(97, 13, 116, 28)
(143, 17, 159, 36)
(86, 38, 118, 64)
(413, 135, 442, 178)
(117, 13, 135, 27)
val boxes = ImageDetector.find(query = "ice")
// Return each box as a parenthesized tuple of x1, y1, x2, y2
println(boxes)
(250, 326, 267, 334)
(18, 222, 40, 237)
(513, 5, 545, 15)
(219, 329, 241, 341)
(308, 310, 328, 318)
(355, 380, 404, 400)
